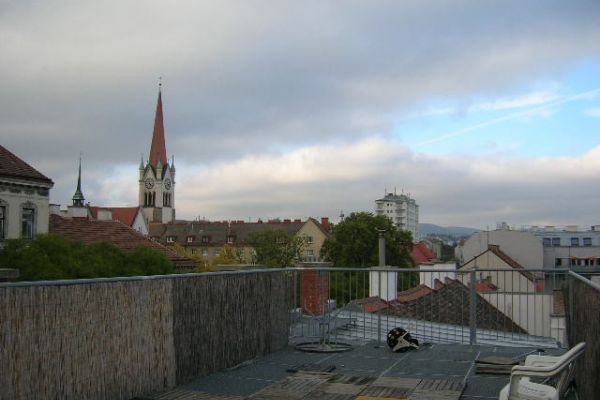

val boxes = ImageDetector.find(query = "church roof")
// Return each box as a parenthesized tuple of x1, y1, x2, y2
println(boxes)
(148, 90, 168, 169)
(0, 145, 53, 186)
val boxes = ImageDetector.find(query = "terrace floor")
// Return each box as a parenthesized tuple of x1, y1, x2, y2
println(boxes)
(139, 340, 565, 400)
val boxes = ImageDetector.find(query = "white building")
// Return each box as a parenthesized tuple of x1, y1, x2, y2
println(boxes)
(0, 145, 54, 240)
(375, 192, 419, 239)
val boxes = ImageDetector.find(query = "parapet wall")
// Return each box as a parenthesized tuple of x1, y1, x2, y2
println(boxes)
(0, 272, 292, 400)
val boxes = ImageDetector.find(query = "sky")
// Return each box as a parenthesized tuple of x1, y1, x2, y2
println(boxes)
(2, 0, 600, 230)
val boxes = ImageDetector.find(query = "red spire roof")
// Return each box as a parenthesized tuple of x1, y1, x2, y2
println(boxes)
(148, 90, 168, 168)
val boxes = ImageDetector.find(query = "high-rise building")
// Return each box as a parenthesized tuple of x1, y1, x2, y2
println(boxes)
(139, 86, 176, 223)
(375, 191, 419, 239)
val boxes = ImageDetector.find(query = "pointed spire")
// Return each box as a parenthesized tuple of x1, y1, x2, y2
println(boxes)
(72, 156, 85, 207)
(148, 82, 168, 169)
(139, 153, 145, 169)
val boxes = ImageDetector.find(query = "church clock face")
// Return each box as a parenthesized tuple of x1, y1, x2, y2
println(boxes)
(144, 178, 154, 189)
(164, 178, 172, 191)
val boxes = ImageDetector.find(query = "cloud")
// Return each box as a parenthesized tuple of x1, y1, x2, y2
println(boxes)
(584, 107, 600, 117)
(2, 1, 600, 227)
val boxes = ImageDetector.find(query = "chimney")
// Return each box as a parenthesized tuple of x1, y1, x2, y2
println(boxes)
(369, 267, 398, 301)
(321, 217, 329, 229)
(300, 268, 330, 315)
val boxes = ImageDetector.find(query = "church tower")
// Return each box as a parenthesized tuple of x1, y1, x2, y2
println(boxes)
(139, 85, 175, 223)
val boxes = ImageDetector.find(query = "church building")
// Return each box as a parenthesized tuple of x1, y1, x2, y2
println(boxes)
(139, 87, 176, 224)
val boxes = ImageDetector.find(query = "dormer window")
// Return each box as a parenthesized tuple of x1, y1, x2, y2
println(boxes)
(166, 236, 176, 243)
(227, 235, 236, 244)
(186, 235, 194, 243)
(201, 235, 210, 244)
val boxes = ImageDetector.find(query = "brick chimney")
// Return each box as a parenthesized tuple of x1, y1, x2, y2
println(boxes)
(320, 217, 330, 230)
(300, 269, 330, 315)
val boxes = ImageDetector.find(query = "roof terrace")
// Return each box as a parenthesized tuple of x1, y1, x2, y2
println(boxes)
(1, 267, 597, 400)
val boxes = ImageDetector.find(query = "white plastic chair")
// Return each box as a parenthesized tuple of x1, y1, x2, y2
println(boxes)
(499, 342, 586, 400)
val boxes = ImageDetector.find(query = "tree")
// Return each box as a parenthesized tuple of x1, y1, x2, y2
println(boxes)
(247, 229, 307, 268)
(0, 234, 174, 281)
(320, 212, 413, 268)
(319, 212, 414, 306)
(211, 245, 245, 266)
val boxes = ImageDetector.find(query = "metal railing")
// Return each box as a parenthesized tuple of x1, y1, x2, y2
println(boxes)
(288, 267, 572, 348)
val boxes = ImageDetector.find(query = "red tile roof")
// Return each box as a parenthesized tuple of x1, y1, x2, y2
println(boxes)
(89, 206, 140, 227)
(410, 242, 436, 265)
(0, 145, 53, 186)
(395, 284, 433, 302)
(352, 296, 389, 313)
(49, 214, 194, 269)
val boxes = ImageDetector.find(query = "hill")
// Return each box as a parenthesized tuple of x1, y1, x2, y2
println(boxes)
(419, 223, 479, 238)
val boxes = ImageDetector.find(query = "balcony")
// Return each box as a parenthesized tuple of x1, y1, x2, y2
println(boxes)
(1, 267, 598, 400)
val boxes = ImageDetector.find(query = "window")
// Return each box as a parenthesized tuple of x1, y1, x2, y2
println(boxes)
(583, 237, 592, 247)
(306, 236, 314, 244)
(201, 235, 210, 244)
(552, 237, 561, 247)
(21, 208, 34, 239)
(202, 249, 208, 257)
(0, 205, 5, 239)
(542, 238, 551, 247)
(214, 249, 221, 257)
(186, 236, 194, 243)
(163, 192, 171, 207)
(227, 235, 235, 244)
(305, 249, 314, 256)
(166, 236, 176, 243)
(555, 258, 562, 266)
(570, 237, 579, 247)
(190, 248, 197, 255)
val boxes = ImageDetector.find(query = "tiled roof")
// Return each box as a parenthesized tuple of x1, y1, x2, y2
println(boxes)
(149, 219, 324, 246)
(350, 296, 389, 313)
(0, 145, 53, 186)
(387, 278, 525, 333)
(89, 206, 140, 227)
(49, 214, 195, 269)
(396, 284, 433, 302)
(410, 242, 436, 265)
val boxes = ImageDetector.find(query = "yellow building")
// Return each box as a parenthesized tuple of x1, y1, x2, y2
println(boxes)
(149, 217, 331, 266)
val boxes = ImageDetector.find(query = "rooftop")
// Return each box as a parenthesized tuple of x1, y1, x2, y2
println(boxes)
(140, 339, 564, 400)
(0, 144, 54, 186)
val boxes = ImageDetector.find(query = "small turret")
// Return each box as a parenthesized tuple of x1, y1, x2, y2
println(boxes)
(72, 157, 85, 207)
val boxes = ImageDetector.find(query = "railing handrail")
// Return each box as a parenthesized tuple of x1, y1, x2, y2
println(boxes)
(568, 270, 600, 292)
(0, 266, 574, 288)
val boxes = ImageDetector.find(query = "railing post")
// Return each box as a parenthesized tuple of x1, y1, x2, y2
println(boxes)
(377, 269, 382, 344)
(469, 269, 477, 345)
(568, 273, 574, 346)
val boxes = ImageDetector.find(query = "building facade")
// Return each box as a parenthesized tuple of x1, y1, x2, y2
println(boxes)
(0, 145, 54, 240)
(149, 217, 331, 266)
(375, 192, 419, 239)
(139, 88, 176, 224)
(456, 225, 600, 270)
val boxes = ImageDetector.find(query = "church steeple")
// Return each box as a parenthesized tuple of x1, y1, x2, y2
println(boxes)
(148, 85, 168, 169)
(139, 81, 176, 224)
(72, 156, 85, 207)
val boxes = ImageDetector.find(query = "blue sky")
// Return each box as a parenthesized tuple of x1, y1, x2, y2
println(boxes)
(397, 60, 600, 158)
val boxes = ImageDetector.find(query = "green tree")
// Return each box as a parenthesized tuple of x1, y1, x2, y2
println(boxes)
(0, 234, 174, 281)
(211, 245, 245, 266)
(247, 229, 307, 268)
(320, 212, 413, 268)
(319, 212, 414, 306)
